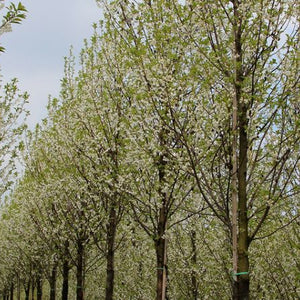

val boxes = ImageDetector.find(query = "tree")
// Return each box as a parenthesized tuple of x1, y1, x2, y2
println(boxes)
(0, 3, 27, 296)
(0, 1, 28, 199)
(99, 2, 205, 299)
(169, 1, 299, 299)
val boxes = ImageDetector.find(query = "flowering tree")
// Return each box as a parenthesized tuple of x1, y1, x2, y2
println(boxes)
(0, 1, 27, 200)
(0, 3, 27, 297)
(99, 2, 207, 299)
(169, 1, 299, 299)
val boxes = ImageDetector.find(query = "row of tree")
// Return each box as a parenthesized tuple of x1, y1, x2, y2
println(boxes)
(0, 1, 299, 299)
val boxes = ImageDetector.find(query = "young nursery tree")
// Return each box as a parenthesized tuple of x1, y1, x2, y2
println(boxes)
(100, 2, 204, 299)
(0, 0, 28, 200)
(170, 1, 299, 299)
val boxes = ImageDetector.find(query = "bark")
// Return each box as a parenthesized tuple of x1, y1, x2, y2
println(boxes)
(76, 239, 85, 300)
(232, 1, 250, 299)
(155, 233, 167, 300)
(17, 276, 20, 300)
(190, 230, 198, 300)
(155, 175, 168, 299)
(49, 265, 57, 300)
(36, 276, 42, 300)
(2, 290, 7, 300)
(9, 282, 13, 300)
(62, 241, 70, 300)
(232, 77, 239, 299)
(236, 104, 250, 300)
(24, 281, 30, 300)
(155, 129, 168, 300)
(105, 205, 117, 300)
(31, 280, 35, 300)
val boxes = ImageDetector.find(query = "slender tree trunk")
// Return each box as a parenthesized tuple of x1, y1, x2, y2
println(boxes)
(155, 129, 168, 300)
(17, 276, 20, 300)
(31, 280, 35, 300)
(237, 104, 250, 300)
(155, 229, 167, 300)
(62, 241, 70, 300)
(155, 199, 168, 300)
(76, 239, 84, 300)
(232, 89, 239, 299)
(62, 259, 70, 300)
(232, 1, 250, 299)
(105, 205, 117, 300)
(9, 282, 13, 300)
(36, 276, 42, 300)
(49, 265, 57, 300)
(232, 73, 239, 299)
(190, 230, 198, 300)
(24, 281, 30, 300)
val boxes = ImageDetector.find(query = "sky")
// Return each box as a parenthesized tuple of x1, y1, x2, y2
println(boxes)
(1, 0, 103, 128)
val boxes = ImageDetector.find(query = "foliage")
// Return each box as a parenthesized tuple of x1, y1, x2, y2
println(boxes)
(0, 1, 27, 52)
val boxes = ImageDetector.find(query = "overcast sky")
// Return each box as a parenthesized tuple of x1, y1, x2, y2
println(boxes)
(1, 0, 102, 128)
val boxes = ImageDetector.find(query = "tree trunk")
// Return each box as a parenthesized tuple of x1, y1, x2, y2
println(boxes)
(49, 265, 57, 300)
(9, 282, 13, 300)
(232, 81, 239, 299)
(24, 281, 30, 300)
(155, 200, 168, 300)
(62, 241, 70, 300)
(36, 276, 42, 300)
(105, 205, 117, 300)
(17, 276, 20, 300)
(236, 103, 250, 300)
(155, 233, 167, 300)
(232, 1, 250, 299)
(3, 290, 7, 300)
(190, 230, 198, 300)
(31, 280, 35, 300)
(155, 129, 168, 300)
(76, 239, 85, 300)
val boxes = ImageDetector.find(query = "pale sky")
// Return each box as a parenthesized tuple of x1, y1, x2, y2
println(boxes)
(1, 0, 102, 128)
